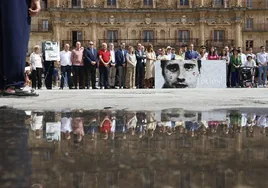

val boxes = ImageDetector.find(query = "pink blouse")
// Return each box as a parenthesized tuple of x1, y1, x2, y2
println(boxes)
(208, 54, 219, 60)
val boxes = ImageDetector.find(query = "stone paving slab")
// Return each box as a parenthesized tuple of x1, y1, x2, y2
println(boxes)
(0, 88, 268, 111)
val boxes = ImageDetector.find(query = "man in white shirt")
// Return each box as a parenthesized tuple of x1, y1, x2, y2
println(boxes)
(257, 46, 268, 87)
(59, 44, 73, 89)
(238, 47, 247, 66)
(166, 46, 172, 60)
(109, 43, 116, 88)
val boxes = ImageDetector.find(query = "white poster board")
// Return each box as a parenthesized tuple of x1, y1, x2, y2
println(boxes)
(44, 41, 60, 61)
(155, 60, 226, 89)
(46, 122, 61, 142)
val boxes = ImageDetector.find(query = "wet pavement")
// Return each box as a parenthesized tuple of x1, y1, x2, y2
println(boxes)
(1, 107, 268, 188)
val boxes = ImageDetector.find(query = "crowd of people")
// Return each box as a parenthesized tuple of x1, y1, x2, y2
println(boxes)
(28, 110, 268, 143)
(27, 42, 268, 90)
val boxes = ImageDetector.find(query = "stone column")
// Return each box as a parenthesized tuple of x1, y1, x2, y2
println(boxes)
(236, 0, 241, 6)
(91, 12, 97, 44)
(235, 20, 243, 47)
(199, 12, 206, 47)
(200, 0, 204, 6)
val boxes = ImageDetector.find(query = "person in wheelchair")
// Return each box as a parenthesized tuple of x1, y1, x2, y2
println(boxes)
(241, 54, 257, 87)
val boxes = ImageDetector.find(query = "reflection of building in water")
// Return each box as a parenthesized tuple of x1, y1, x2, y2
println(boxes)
(25, 110, 268, 188)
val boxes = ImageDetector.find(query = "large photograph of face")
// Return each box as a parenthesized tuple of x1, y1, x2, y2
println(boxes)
(155, 60, 226, 89)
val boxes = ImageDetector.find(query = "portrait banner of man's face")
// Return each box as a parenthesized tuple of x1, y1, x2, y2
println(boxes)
(43, 41, 60, 61)
(155, 60, 226, 89)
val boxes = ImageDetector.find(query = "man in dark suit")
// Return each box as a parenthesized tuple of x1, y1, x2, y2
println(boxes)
(115, 42, 127, 89)
(83, 41, 98, 89)
(0, 0, 40, 96)
(135, 43, 146, 88)
(185, 43, 199, 60)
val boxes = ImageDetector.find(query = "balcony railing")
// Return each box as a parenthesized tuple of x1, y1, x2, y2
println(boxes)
(31, 24, 52, 32)
(243, 24, 268, 32)
(98, 38, 199, 49)
(206, 40, 235, 48)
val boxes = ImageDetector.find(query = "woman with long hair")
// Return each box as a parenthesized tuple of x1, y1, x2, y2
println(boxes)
(145, 44, 156, 88)
(208, 46, 219, 60)
(230, 49, 242, 87)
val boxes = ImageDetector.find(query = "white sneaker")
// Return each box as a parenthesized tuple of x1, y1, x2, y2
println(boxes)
(258, 85, 263, 88)
(264, 85, 267, 88)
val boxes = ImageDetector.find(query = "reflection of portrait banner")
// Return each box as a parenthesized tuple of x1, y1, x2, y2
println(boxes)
(43, 41, 60, 61)
(155, 60, 226, 89)
(46, 122, 61, 142)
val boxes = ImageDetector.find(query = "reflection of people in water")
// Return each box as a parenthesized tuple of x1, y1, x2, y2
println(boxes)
(72, 117, 85, 143)
(100, 115, 112, 140)
(31, 112, 44, 139)
(126, 111, 137, 136)
(61, 115, 72, 140)
(160, 60, 200, 88)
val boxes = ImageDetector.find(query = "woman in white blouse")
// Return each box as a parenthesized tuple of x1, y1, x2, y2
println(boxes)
(126, 46, 137, 89)
(29, 45, 43, 89)
(145, 44, 156, 88)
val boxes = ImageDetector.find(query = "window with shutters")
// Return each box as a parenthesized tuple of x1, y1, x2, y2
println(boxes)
(212, 0, 224, 7)
(178, 30, 190, 43)
(72, 31, 83, 47)
(107, 30, 118, 43)
(41, 0, 47, 9)
(245, 18, 253, 30)
(72, 0, 81, 8)
(214, 30, 225, 42)
(143, 30, 154, 43)
(180, 0, 189, 6)
(41, 20, 49, 31)
(144, 0, 153, 6)
(246, 0, 252, 7)
(246, 40, 254, 49)
(107, 0, 116, 6)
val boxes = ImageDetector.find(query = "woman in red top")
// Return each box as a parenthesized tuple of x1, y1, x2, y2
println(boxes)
(207, 46, 219, 60)
(100, 115, 112, 139)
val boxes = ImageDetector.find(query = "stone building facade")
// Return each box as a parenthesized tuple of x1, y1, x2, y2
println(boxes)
(29, 0, 268, 53)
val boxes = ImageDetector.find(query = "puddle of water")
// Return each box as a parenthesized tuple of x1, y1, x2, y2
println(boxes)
(0, 108, 268, 188)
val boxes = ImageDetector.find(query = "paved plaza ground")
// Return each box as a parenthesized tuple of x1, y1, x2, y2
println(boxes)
(0, 88, 268, 111)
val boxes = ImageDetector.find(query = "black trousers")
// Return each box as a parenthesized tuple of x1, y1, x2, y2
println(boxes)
(117, 66, 126, 88)
(84, 64, 96, 88)
(60, 65, 72, 89)
(136, 62, 145, 88)
(31, 68, 43, 89)
(99, 66, 109, 88)
(44, 61, 54, 89)
(72, 66, 84, 89)
(0, 0, 31, 90)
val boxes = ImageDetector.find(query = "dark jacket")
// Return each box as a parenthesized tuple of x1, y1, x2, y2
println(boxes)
(83, 48, 98, 66)
(135, 50, 146, 65)
(185, 50, 199, 60)
(115, 49, 127, 67)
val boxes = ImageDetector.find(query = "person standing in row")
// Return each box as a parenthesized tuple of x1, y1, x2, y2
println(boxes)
(145, 44, 156, 88)
(29, 45, 43, 90)
(230, 49, 242, 87)
(135, 43, 146, 89)
(83, 41, 98, 89)
(59, 44, 72, 89)
(257, 46, 268, 88)
(109, 43, 117, 89)
(71, 42, 84, 89)
(185, 43, 199, 60)
(116, 42, 127, 89)
(98, 43, 111, 89)
(126, 46, 137, 89)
